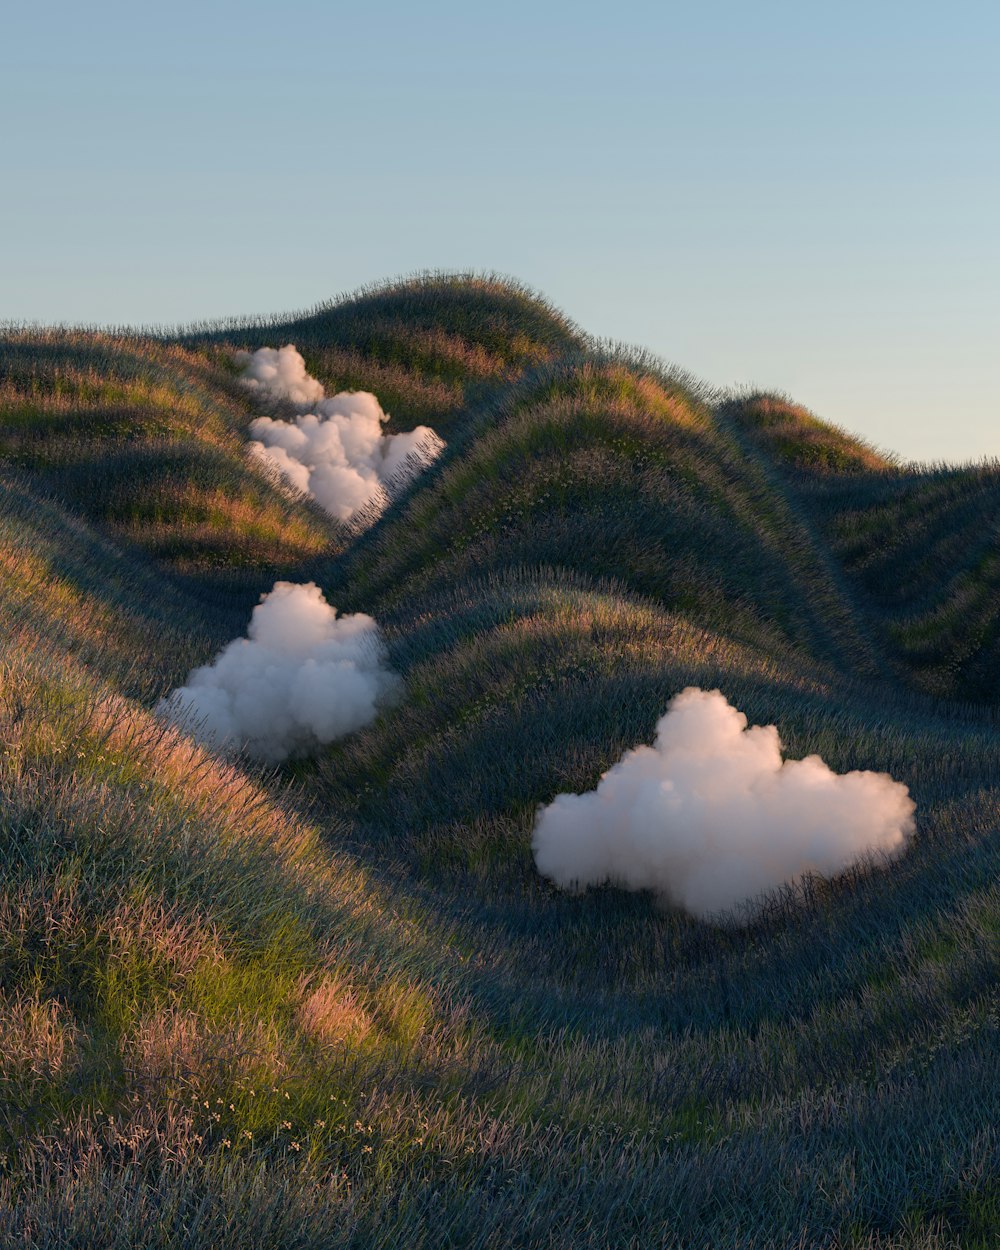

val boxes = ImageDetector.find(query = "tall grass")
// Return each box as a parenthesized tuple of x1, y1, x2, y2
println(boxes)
(723, 392, 1000, 700)
(2, 274, 1000, 1247)
(0, 329, 336, 591)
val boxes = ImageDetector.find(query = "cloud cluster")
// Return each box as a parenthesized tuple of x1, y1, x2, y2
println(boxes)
(532, 688, 915, 920)
(158, 581, 400, 762)
(237, 345, 445, 526)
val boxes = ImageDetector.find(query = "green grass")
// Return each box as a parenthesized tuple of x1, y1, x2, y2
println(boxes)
(0, 330, 336, 597)
(2, 274, 1000, 1247)
(722, 392, 1000, 699)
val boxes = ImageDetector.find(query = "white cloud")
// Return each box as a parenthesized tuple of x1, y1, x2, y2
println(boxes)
(532, 687, 916, 920)
(159, 581, 400, 762)
(237, 345, 444, 526)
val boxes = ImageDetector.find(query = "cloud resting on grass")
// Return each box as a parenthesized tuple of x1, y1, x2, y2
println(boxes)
(532, 688, 916, 920)
(236, 345, 445, 526)
(159, 581, 400, 762)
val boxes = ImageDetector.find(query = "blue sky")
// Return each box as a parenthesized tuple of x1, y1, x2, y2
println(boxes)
(3, 0, 997, 462)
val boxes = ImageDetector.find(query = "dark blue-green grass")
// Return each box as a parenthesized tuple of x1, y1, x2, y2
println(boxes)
(723, 392, 1000, 700)
(1, 276, 1000, 1248)
(0, 327, 337, 599)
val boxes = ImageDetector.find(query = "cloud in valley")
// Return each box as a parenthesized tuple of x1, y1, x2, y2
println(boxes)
(532, 687, 915, 920)
(159, 581, 400, 762)
(237, 345, 445, 526)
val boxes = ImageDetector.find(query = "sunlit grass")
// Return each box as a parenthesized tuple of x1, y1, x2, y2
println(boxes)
(2, 274, 1000, 1246)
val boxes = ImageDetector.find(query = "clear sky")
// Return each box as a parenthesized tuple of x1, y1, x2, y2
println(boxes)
(3, 0, 997, 463)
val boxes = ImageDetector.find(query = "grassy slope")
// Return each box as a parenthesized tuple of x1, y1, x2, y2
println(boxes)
(724, 392, 1000, 700)
(0, 329, 336, 601)
(187, 272, 586, 440)
(2, 277, 1000, 1248)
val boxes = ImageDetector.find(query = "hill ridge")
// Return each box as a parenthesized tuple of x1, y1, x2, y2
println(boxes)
(2, 273, 1000, 1248)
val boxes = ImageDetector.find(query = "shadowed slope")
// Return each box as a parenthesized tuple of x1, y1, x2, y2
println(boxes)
(814, 463, 1000, 699)
(0, 472, 239, 700)
(724, 393, 1000, 700)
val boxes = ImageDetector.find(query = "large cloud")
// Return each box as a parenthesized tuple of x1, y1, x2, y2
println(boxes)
(158, 581, 400, 762)
(532, 688, 916, 920)
(236, 345, 445, 526)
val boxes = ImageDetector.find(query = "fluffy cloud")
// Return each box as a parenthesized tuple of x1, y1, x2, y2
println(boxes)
(237, 345, 444, 526)
(532, 688, 916, 920)
(159, 581, 400, 762)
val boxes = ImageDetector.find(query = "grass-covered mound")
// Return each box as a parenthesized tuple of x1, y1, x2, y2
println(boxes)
(806, 465, 1000, 700)
(187, 273, 586, 440)
(723, 393, 1000, 700)
(2, 275, 1000, 1248)
(335, 354, 881, 682)
(0, 472, 237, 700)
(0, 329, 335, 587)
(723, 392, 895, 476)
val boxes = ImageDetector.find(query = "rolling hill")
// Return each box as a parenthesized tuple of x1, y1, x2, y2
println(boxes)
(1, 275, 999, 1249)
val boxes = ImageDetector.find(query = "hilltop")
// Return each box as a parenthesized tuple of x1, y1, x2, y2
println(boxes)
(1, 275, 999, 1249)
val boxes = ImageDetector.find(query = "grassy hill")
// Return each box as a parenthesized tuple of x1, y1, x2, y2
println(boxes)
(2, 276, 1000, 1248)
(723, 393, 1000, 700)
(0, 329, 336, 601)
(186, 273, 586, 440)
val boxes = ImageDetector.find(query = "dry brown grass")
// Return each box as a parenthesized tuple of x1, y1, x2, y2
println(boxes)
(127, 1010, 285, 1087)
(0, 991, 80, 1086)
(732, 393, 894, 473)
(297, 973, 373, 1050)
